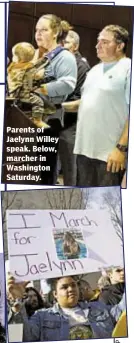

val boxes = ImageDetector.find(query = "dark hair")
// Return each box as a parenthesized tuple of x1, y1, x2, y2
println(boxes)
(78, 279, 92, 289)
(24, 287, 45, 317)
(48, 277, 62, 292)
(104, 25, 129, 53)
(48, 276, 76, 292)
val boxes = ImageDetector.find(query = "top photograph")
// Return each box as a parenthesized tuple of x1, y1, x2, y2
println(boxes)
(2, 1, 133, 187)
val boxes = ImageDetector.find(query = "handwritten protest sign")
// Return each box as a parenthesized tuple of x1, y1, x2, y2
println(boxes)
(7, 210, 124, 281)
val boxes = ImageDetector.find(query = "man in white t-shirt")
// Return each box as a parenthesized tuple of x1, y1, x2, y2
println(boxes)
(63, 25, 131, 186)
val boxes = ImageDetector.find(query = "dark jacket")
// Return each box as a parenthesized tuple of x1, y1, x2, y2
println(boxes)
(64, 51, 90, 128)
(99, 282, 125, 306)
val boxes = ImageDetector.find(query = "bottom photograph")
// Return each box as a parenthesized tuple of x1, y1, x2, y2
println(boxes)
(2, 187, 127, 342)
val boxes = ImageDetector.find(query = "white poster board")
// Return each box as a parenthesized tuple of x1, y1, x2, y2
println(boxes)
(8, 324, 23, 342)
(7, 209, 124, 281)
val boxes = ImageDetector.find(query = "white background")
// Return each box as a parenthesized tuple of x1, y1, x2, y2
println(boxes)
(0, 1, 134, 343)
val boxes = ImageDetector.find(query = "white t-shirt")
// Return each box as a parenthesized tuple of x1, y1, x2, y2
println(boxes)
(74, 57, 131, 162)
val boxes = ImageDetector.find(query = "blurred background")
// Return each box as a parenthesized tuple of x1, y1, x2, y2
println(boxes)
(7, 1, 133, 67)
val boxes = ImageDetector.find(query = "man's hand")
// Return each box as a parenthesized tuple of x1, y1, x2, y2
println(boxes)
(107, 147, 126, 173)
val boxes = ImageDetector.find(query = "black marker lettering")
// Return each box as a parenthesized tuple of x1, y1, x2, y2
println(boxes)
(72, 260, 84, 270)
(61, 260, 74, 272)
(13, 253, 37, 277)
(30, 264, 39, 275)
(52, 261, 63, 275)
(46, 252, 53, 271)
(12, 232, 36, 245)
(39, 263, 48, 273)
(49, 212, 68, 228)
(49, 212, 98, 229)
(68, 219, 77, 227)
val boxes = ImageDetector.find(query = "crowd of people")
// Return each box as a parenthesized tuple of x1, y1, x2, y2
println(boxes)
(7, 267, 126, 341)
(7, 13, 131, 187)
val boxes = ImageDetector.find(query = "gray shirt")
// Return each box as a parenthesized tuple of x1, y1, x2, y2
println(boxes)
(43, 49, 77, 124)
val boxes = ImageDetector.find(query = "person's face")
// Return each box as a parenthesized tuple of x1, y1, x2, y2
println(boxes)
(64, 35, 77, 53)
(96, 29, 124, 62)
(26, 290, 39, 309)
(35, 18, 56, 50)
(79, 282, 94, 301)
(53, 277, 79, 308)
(110, 268, 124, 284)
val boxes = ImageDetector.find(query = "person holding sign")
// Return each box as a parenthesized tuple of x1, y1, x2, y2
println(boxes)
(7, 275, 126, 341)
